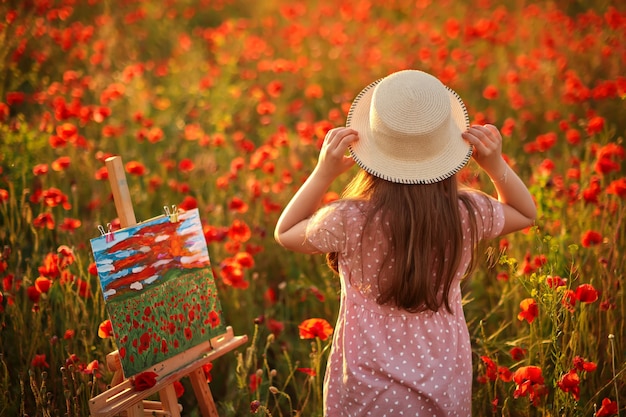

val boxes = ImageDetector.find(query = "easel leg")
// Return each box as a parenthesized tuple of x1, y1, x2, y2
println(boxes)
(158, 384, 182, 417)
(189, 367, 219, 417)
(126, 402, 144, 417)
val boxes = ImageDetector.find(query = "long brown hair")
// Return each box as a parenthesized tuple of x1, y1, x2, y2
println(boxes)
(327, 170, 482, 313)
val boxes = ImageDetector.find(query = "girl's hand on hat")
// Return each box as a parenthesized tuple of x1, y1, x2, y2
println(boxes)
(462, 124, 507, 178)
(314, 127, 359, 181)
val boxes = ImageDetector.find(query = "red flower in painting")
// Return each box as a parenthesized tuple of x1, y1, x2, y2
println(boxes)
(98, 319, 113, 338)
(208, 311, 220, 328)
(298, 318, 333, 341)
(0, 188, 8, 203)
(184, 327, 193, 340)
(581, 230, 603, 247)
(575, 284, 598, 303)
(517, 298, 538, 324)
(596, 397, 618, 417)
(133, 371, 159, 391)
(557, 369, 580, 401)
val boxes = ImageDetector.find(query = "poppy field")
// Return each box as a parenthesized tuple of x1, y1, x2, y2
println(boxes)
(0, 0, 625, 416)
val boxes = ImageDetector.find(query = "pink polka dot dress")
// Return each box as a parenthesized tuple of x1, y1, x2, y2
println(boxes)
(305, 192, 504, 416)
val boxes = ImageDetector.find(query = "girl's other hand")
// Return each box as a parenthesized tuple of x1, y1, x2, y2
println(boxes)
(462, 124, 506, 178)
(314, 127, 359, 181)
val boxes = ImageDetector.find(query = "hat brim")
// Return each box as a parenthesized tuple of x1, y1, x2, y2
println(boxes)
(346, 76, 472, 184)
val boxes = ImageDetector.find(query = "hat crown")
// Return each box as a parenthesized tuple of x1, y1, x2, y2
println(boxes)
(347, 69, 471, 184)
(369, 71, 453, 160)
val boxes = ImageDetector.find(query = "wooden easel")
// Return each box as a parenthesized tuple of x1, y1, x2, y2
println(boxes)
(89, 156, 248, 417)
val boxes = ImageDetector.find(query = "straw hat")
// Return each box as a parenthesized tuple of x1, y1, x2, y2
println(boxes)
(346, 69, 471, 184)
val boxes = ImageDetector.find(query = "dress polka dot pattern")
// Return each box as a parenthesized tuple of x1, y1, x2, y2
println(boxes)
(305, 192, 504, 416)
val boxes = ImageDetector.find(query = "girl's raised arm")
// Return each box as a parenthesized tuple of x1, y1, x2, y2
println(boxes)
(274, 127, 358, 253)
(462, 124, 537, 235)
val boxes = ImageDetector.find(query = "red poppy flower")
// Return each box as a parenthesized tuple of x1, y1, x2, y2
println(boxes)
(509, 347, 527, 361)
(75, 278, 90, 298)
(31, 354, 49, 369)
(581, 230, 603, 247)
(596, 397, 618, 417)
(35, 277, 52, 293)
(173, 380, 184, 398)
(557, 369, 580, 400)
(0, 189, 8, 203)
(298, 318, 333, 341)
(482, 85, 499, 100)
(228, 196, 249, 213)
(565, 128, 581, 145)
(178, 195, 197, 211)
(606, 178, 626, 198)
(480, 356, 497, 381)
(297, 368, 317, 376)
(546, 275, 567, 289)
(234, 251, 254, 268)
(27, 285, 41, 303)
(6, 91, 25, 106)
(562, 289, 577, 312)
(178, 158, 195, 172)
(573, 356, 597, 372)
(249, 373, 262, 392)
(33, 164, 49, 176)
(586, 115, 605, 135)
(133, 371, 159, 391)
(267, 318, 284, 336)
(228, 219, 251, 242)
(33, 213, 55, 230)
(60, 217, 81, 232)
(575, 283, 598, 303)
(98, 319, 113, 338)
(64, 329, 75, 340)
(201, 363, 213, 383)
(51, 156, 71, 172)
(125, 161, 146, 176)
(517, 298, 538, 324)
(512, 366, 545, 405)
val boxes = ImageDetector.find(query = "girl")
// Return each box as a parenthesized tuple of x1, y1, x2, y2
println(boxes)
(275, 70, 536, 416)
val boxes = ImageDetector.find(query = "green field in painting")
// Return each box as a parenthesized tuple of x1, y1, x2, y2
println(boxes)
(105, 267, 225, 376)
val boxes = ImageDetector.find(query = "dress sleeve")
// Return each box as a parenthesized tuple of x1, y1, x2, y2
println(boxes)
(471, 192, 505, 240)
(305, 201, 345, 253)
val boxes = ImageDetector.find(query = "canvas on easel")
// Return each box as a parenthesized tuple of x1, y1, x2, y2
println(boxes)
(90, 208, 225, 377)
